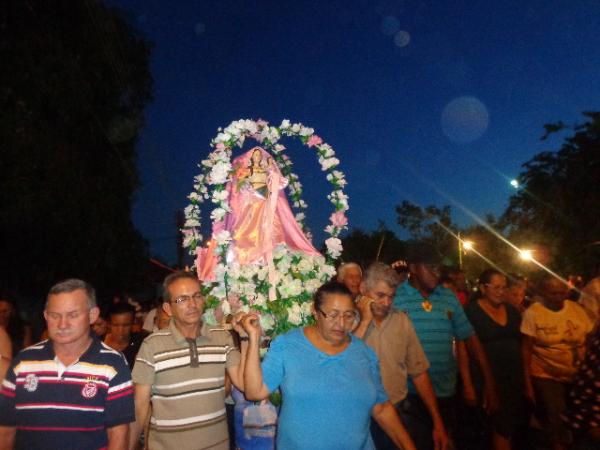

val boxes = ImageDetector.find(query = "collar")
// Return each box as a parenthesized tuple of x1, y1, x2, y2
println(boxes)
(399, 280, 443, 300)
(42, 333, 101, 363)
(169, 320, 209, 344)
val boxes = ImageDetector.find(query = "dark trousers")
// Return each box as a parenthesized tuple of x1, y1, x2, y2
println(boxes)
(371, 394, 457, 450)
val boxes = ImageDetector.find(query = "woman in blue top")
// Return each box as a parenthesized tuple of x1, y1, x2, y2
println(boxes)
(241, 282, 416, 450)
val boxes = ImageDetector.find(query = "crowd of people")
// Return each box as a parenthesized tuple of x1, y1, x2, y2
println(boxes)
(0, 245, 598, 450)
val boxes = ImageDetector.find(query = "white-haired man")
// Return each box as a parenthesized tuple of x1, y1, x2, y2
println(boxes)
(337, 262, 362, 299)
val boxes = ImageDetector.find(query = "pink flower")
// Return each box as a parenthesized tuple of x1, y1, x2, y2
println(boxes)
(330, 211, 348, 228)
(307, 135, 323, 148)
(256, 119, 268, 127)
(215, 142, 226, 150)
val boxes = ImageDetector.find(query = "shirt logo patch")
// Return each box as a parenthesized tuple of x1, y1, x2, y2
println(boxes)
(24, 374, 39, 392)
(81, 382, 98, 399)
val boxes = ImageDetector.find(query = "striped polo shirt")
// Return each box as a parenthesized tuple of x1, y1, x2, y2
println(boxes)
(393, 281, 474, 398)
(132, 320, 240, 450)
(0, 337, 135, 449)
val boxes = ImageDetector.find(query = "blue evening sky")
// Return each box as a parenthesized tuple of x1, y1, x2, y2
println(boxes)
(110, 0, 600, 264)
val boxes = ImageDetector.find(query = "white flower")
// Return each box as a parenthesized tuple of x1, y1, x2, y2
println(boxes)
(259, 314, 275, 331)
(325, 237, 343, 259)
(273, 144, 286, 153)
(188, 192, 201, 202)
(280, 119, 291, 129)
(320, 157, 340, 171)
(291, 123, 301, 133)
(287, 304, 303, 325)
(184, 218, 200, 227)
(279, 278, 303, 298)
(295, 212, 305, 222)
(182, 234, 196, 248)
(213, 189, 229, 201)
(304, 278, 322, 294)
(296, 258, 313, 274)
(210, 207, 227, 222)
(208, 161, 231, 184)
(221, 301, 231, 315)
(214, 230, 232, 246)
(203, 308, 217, 325)
(253, 293, 267, 307)
(299, 126, 314, 137)
(300, 301, 313, 317)
(214, 132, 231, 143)
(256, 266, 268, 281)
(273, 244, 288, 260)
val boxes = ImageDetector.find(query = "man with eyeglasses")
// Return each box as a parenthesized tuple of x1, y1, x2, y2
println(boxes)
(0, 279, 135, 450)
(392, 243, 498, 450)
(353, 262, 449, 450)
(129, 271, 247, 450)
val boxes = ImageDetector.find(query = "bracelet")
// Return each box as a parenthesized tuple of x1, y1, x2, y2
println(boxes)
(239, 336, 249, 341)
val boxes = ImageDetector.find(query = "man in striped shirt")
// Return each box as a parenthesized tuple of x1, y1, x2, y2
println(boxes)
(393, 243, 498, 450)
(0, 279, 135, 450)
(129, 271, 247, 450)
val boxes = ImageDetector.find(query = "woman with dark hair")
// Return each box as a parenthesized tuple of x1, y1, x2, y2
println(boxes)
(240, 282, 416, 450)
(465, 269, 528, 450)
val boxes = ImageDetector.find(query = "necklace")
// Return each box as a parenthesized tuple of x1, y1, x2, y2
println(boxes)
(421, 299, 433, 312)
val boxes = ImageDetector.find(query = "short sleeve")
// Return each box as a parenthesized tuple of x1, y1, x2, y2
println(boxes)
(450, 296, 475, 341)
(131, 339, 156, 385)
(367, 348, 389, 405)
(261, 335, 286, 393)
(404, 317, 430, 376)
(520, 307, 536, 337)
(223, 333, 241, 369)
(0, 359, 18, 426)
(104, 355, 135, 428)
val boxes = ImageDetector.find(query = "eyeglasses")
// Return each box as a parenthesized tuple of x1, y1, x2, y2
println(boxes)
(317, 307, 357, 324)
(171, 292, 204, 305)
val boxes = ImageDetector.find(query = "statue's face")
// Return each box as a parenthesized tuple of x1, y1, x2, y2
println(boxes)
(251, 149, 262, 165)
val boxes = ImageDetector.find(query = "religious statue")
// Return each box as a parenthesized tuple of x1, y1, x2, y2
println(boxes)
(196, 146, 320, 282)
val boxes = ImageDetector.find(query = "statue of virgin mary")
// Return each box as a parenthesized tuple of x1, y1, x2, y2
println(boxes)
(196, 146, 321, 282)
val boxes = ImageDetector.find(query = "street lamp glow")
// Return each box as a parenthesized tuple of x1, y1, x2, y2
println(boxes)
(510, 179, 519, 188)
(519, 249, 533, 261)
(463, 241, 474, 251)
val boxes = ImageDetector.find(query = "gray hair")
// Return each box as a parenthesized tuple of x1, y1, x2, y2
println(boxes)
(363, 262, 400, 291)
(337, 262, 362, 281)
(46, 279, 97, 309)
(162, 271, 200, 303)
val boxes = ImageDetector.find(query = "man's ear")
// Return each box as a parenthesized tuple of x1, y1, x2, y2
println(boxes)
(89, 307, 100, 325)
(162, 302, 173, 318)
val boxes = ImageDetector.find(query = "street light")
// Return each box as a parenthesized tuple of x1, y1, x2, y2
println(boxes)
(510, 179, 519, 188)
(519, 249, 533, 261)
(457, 232, 474, 269)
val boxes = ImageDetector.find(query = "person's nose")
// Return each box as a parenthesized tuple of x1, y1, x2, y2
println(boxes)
(58, 315, 69, 329)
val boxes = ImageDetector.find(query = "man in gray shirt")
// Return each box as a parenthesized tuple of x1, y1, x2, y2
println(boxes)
(354, 262, 449, 450)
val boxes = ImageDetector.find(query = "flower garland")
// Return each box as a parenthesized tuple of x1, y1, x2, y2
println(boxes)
(182, 119, 349, 336)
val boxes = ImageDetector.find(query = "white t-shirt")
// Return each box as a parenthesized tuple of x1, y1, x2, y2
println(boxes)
(521, 300, 594, 382)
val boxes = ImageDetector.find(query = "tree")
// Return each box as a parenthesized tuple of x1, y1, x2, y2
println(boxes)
(395, 200, 459, 266)
(500, 112, 600, 277)
(0, 1, 153, 298)
(340, 224, 407, 268)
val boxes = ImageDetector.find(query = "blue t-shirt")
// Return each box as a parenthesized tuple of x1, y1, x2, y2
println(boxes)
(262, 327, 388, 450)
(393, 281, 474, 398)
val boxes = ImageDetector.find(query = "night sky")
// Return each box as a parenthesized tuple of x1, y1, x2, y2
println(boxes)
(109, 0, 600, 264)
